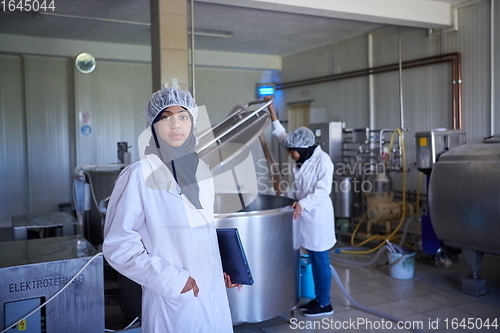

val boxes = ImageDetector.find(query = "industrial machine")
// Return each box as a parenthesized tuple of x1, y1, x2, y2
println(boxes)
(309, 122, 351, 218)
(362, 128, 414, 236)
(321, 125, 411, 235)
(0, 235, 104, 332)
(427, 137, 500, 296)
(415, 129, 466, 258)
(415, 129, 466, 172)
(73, 164, 125, 247)
(365, 172, 407, 235)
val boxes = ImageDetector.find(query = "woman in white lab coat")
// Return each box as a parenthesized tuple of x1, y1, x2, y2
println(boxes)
(267, 99, 336, 317)
(102, 88, 238, 333)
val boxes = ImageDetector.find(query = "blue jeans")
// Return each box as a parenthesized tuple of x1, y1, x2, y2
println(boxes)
(308, 249, 331, 307)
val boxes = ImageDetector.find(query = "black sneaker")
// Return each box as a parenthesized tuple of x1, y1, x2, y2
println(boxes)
(302, 303, 334, 317)
(298, 299, 318, 311)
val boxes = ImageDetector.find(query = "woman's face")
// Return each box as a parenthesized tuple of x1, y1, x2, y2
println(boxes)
(288, 149, 301, 161)
(156, 105, 192, 147)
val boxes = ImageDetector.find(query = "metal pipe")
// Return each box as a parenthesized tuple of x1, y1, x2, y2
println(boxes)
(368, 33, 375, 129)
(451, 58, 457, 129)
(379, 128, 392, 156)
(275, 53, 462, 89)
(275, 53, 463, 130)
(190, 0, 196, 99)
(398, 27, 405, 132)
(491, 0, 495, 136)
(456, 53, 463, 129)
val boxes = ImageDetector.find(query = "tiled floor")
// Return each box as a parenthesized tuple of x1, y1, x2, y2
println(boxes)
(2, 228, 499, 333)
(232, 241, 500, 333)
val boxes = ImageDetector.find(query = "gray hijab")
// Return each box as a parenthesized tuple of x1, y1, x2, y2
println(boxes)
(147, 110, 202, 209)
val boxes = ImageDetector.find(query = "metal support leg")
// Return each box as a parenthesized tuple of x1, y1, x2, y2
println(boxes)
(461, 249, 486, 296)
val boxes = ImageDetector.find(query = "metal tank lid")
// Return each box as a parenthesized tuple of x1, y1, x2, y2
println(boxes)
(415, 129, 466, 137)
(195, 99, 272, 173)
(438, 142, 500, 161)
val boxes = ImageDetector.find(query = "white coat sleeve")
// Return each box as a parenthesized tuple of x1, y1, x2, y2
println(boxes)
(102, 167, 190, 300)
(298, 156, 334, 212)
(271, 120, 288, 146)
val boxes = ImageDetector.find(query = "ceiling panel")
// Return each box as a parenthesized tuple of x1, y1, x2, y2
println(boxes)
(0, 0, 381, 56)
(0, 0, 471, 56)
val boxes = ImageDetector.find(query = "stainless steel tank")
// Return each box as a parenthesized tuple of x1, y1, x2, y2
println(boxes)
(214, 193, 298, 324)
(429, 142, 500, 295)
(206, 102, 299, 324)
(428, 142, 500, 256)
(333, 175, 356, 218)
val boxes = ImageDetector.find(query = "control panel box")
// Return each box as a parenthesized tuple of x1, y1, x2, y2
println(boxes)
(415, 129, 466, 171)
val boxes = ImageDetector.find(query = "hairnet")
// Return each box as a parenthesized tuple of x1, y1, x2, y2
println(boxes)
(284, 127, 315, 148)
(144, 87, 198, 127)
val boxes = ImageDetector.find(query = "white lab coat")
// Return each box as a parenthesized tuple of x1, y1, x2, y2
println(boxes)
(102, 154, 233, 333)
(272, 120, 336, 251)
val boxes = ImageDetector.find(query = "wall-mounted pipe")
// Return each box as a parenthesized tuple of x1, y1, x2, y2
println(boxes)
(398, 27, 405, 133)
(275, 52, 463, 130)
(368, 33, 375, 130)
(491, 0, 495, 136)
(190, 0, 196, 99)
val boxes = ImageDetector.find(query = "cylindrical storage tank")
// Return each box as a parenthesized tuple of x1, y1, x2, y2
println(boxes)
(214, 193, 298, 324)
(428, 143, 500, 255)
(333, 175, 356, 218)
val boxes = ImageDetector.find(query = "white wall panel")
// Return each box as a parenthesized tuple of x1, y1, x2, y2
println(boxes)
(194, 67, 275, 125)
(279, 35, 370, 127)
(23, 56, 72, 214)
(433, 1, 491, 142)
(281, 43, 334, 82)
(332, 34, 370, 72)
(75, 62, 151, 165)
(0, 55, 27, 225)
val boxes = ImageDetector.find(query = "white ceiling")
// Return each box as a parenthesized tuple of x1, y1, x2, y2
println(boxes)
(0, 0, 472, 57)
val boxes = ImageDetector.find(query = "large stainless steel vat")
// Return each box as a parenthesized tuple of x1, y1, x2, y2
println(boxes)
(428, 142, 500, 294)
(428, 143, 500, 256)
(214, 193, 298, 324)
